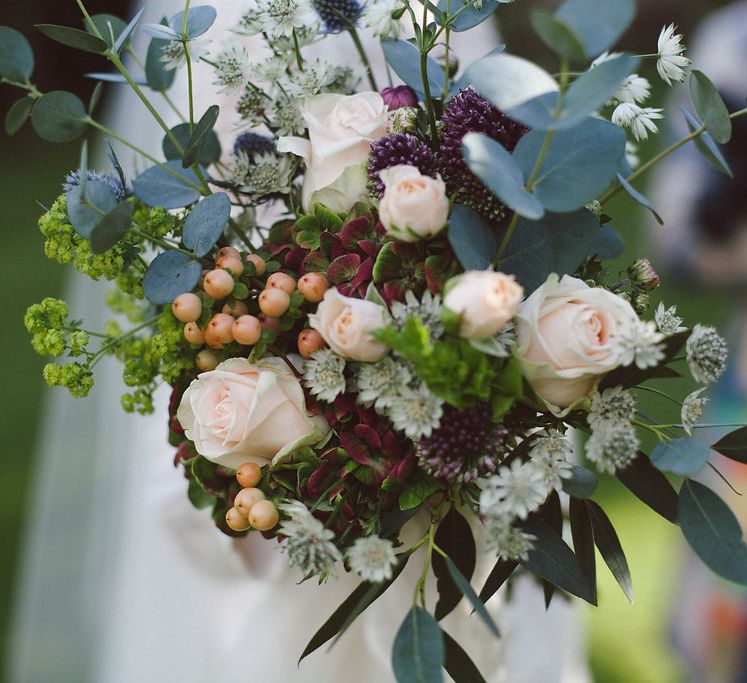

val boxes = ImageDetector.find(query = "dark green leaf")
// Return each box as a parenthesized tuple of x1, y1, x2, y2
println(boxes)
(587, 500, 633, 602)
(398, 475, 440, 510)
(380, 505, 423, 538)
(88, 82, 104, 115)
(616, 452, 679, 524)
(478, 558, 517, 605)
(142, 251, 202, 305)
(31, 91, 87, 143)
(0, 26, 34, 80)
(66, 179, 119, 238)
(183, 105, 220, 168)
(170, 5, 218, 38)
(447, 204, 499, 271)
(462, 133, 545, 219)
(163, 122, 221, 166)
(682, 107, 733, 177)
(690, 70, 732, 144)
(530, 10, 586, 62)
(87, 14, 127, 49)
(441, 629, 487, 683)
(4, 97, 33, 136)
(90, 201, 134, 253)
(392, 607, 444, 683)
(562, 465, 598, 499)
(616, 173, 663, 224)
(133, 161, 201, 209)
(433, 508, 476, 620)
(593, 224, 624, 259)
(145, 20, 177, 92)
(651, 437, 711, 476)
(555, 0, 635, 58)
(569, 498, 597, 604)
(711, 427, 747, 465)
(679, 479, 747, 585)
(36, 24, 108, 54)
(187, 479, 214, 509)
(183, 192, 231, 256)
(381, 39, 444, 100)
(541, 490, 563, 608)
(444, 557, 499, 636)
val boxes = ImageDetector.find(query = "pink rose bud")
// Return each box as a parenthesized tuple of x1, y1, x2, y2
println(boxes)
(381, 85, 418, 110)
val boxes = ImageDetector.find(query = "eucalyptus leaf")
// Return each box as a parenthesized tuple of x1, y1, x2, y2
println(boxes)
(163, 122, 221, 167)
(142, 251, 202, 305)
(442, 629, 486, 683)
(436, 0, 507, 32)
(478, 558, 517, 605)
(170, 5, 218, 38)
(88, 14, 127, 48)
(107, 142, 127, 191)
(4, 97, 33, 136)
(183, 105, 220, 168)
(447, 204, 499, 271)
(616, 173, 663, 224)
(651, 437, 711, 476)
(690, 70, 732, 144)
(66, 180, 119, 238)
(593, 224, 624, 259)
(132, 161, 202, 209)
(146, 25, 177, 92)
(36, 24, 108, 54)
(682, 107, 733, 178)
(381, 39, 444, 100)
(90, 201, 134, 253)
(85, 72, 141, 84)
(433, 508, 476, 621)
(587, 500, 633, 603)
(445, 557, 499, 636)
(392, 607, 444, 683)
(561, 465, 598, 499)
(88, 82, 104, 115)
(679, 479, 747, 585)
(0, 26, 34, 81)
(616, 452, 679, 524)
(113, 7, 145, 54)
(555, 0, 635, 58)
(569, 498, 597, 604)
(711, 426, 747, 465)
(530, 10, 586, 62)
(142, 23, 179, 40)
(31, 91, 88, 143)
(183, 192, 231, 256)
(462, 133, 545, 219)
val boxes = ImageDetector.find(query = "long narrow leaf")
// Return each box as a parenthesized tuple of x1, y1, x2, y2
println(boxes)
(392, 607, 444, 683)
(442, 629, 487, 683)
(445, 556, 500, 637)
(433, 508, 476, 620)
(569, 498, 597, 604)
(587, 501, 633, 603)
(616, 452, 679, 523)
(478, 559, 518, 605)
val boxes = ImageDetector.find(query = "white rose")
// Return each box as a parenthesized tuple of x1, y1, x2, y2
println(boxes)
(176, 357, 328, 469)
(278, 92, 389, 212)
(308, 288, 388, 362)
(444, 271, 524, 339)
(515, 274, 639, 414)
(378, 165, 449, 242)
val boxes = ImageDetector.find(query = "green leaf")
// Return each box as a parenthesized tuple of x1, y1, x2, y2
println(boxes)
(682, 107, 733, 178)
(169, 5, 218, 38)
(561, 465, 598, 499)
(379, 506, 422, 538)
(530, 10, 586, 62)
(142, 251, 202, 305)
(133, 161, 201, 209)
(31, 91, 87, 143)
(90, 201, 134, 253)
(555, 0, 635, 58)
(651, 437, 711, 476)
(392, 607, 444, 683)
(399, 475, 440, 511)
(445, 556, 499, 636)
(436, 0, 507, 32)
(478, 558, 517, 605)
(183, 105, 220, 168)
(461, 133, 545, 219)
(87, 13, 127, 49)
(145, 19, 176, 92)
(616, 452, 679, 524)
(569, 498, 597, 604)
(587, 500, 633, 603)
(4, 96, 33, 136)
(447, 204, 499, 271)
(711, 427, 747, 465)
(381, 39, 444, 100)
(163, 123, 221, 167)
(36, 24, 108, 54)
(441, 629, 487, 683)
(616, 173, 663, 225)
(433, 508, 476, 620)
(690, 70, 732, 144)
(187, 479, 214, 509)
(0, 26, 34, 81)
(183, 192, 231, 256)
(301, 553, 410, 660)
(66, 180, 119, 238)
(679, 479, 747, 585)
(112, 8, 145, 54)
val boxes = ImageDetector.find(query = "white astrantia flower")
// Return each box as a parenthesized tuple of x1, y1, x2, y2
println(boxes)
(588, 386, 636, 429)
(267, 98, 306, 136)
(528, 430, 574, 490)
(303, 348, 347, 403)
(390, 290, 444, 338)
(240, 152, 295, 199)
(625, 141, 640, 169)
(286, 60, 334, 98)
(279, 501, 342, 579)
(480, 460, 548, 520)
(212, 41, 250, 93)
(236, 87, 267, 127)
(362, 0, 405, 39)
(615, 74, 651, 105)
(160, 38, 210, 71)
(655, 302, 687, 336)
(253, 0, 312, 38)
(256, 56, 288, 84)
(611, 103, 664, 142)
(612, 319, 665, 369)
(484, 518, 536, 561)
(386, 384, 444, 439)
(656, 24, 691, 85)
(585, 420, 639, 474)
(681, 388, 708, 435)
(591, 50, 625, 67)
(354, 356, 411, 409)
(347, 536, 397, 582)
(686, 324, 728, 384)
(226, 151, 251, 186)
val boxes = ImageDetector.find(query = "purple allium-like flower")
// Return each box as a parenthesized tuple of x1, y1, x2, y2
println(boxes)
(438, 87, 528, 220)
(416, 403, 510, 484)
(381, 85, 418, 110)
(233, 131, 276, 162)
(63, 170, 126, 200)
(313, 0, 363, 32)
(367, 133, 439, 197)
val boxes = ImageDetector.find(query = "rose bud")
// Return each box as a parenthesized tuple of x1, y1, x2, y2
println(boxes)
(298, 272, 329, 303)
(245, 253, 266, 277)
(195, 349, 219, 372)
(248, 499, 279, 531)
(236, 462, 262, 488)
(266, 272, 296, 294)
(298, 328, 326, 359)
(183, 322, 205, 345)
(628, 258, 660, 291)
(259, 288, 291, 317)
(378, 165, 449, 242)
(207, 313, 235, 344)
(233, 315, 262, 346)
(225, 507, 251, 532)
(223, 300, 248, 317)
(381, 85, 418, 110)
(234, 487, 265, 516)
(443, 271, 524, 340)
(172, 292, 202, 323)
(203, 269, 235, 299)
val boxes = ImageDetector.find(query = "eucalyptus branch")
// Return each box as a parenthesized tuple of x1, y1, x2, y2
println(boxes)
(0, 77, 42, 98)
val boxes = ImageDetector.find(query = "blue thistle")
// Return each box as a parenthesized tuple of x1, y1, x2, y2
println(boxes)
(312, 0, 363, 32)
(233, 131, 276, 163)
(63, 170, 126, 200)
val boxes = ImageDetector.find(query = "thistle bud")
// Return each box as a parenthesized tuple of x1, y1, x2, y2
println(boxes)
(632, 292, 650, 315)
(381, 85, 417, 110)
(628, 258, 660, 291)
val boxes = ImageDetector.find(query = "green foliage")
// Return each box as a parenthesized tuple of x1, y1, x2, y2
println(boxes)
(0, 26, 34, 81)
(650, 437, 710, 476)
(182, 192, 230, 256)
(35, 24, 108, 54)
(4, 97, 33, 136)
(433, 508, 476, 620)
(31, 91, 88, 143)
(133, 161, 202, 209)
(163, 122, 221, 167)
(391, 607, 444, 683)
(689, 70, 732, 144)
(182, 105, 220, 168)
(42, 361, 94, 398)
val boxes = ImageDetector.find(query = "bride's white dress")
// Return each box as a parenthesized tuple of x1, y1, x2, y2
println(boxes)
(8, 3, 590, 681)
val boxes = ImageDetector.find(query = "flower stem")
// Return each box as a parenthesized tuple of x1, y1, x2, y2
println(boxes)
(635, 384, 683, 407)
(89, 314, 161, 368)
(347, 25, 378, 91)
(292, 29, 304, 71)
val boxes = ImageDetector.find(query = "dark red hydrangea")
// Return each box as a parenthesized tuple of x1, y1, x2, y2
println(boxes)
(367, 132, 439, 198)
(438, 87, 528, 221)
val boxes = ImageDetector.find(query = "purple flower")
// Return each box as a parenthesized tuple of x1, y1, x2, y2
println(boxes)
(381, 85, 418, 110)
(367, 133, 438, 197)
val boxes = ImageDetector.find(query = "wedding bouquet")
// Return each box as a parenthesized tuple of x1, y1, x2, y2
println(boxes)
(6, 0, 747, 679)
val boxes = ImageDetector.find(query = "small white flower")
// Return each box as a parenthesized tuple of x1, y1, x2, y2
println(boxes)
(303, 348, 347, 403)
(236, 88, 268, 126)
(160, 38, 210, 70)
(286, 59, 334, 97)
(354, 356, 411, 409)
(528, 430, 574, 491)
(386, 384, 444, 439)
(625, 141, 640, 169)
(212, 40, 250, 93)
(240, 151, 295, 199)
(611, 103, 664, 142)
(480, 460, 548, 520)
(686, 324, 728, 384)
(484, 518, 535, 561)
(615, 74, 651, 105)
(656, 24, 691, 85)
(256, 56, 289, 84)
(250, 0, 313, 38)
(681, 388, 708, 435)
(390, 290, 444, 338)
(612, 319, 665, 369)
(591, 50, 626, 67)
(588, 386, 636, 429)
(347, 536, 397, 583)
(585, 420, 639, 474)
(267, 97, 306, 136)
(279, 501, 343, 579)
(655, 302, 687, 336)
(362, 0, 405, 39)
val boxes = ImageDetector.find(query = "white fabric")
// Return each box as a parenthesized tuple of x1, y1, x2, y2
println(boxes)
(8, 3, 590, 682)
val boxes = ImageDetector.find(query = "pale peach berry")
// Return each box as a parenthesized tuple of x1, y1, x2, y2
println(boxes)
(233, 315, 262, 345)
(259, 315, 281, 333)
(298, 329, 325, 359)
(225, 507, 251, 532)
(183, 322, 205, 345)
(207, 313, 235, 344)
(248, 499, 279, 531)
(245, 253, 266, 276)
(216, 246, 241, 261)
(216, 252, 244, 276)
(259, 288, 290, 317)
(171, 292, 202, 322)
(236, 462, 262, 488)
(195, 349, 219, 372)
(234, 487, 265, 516)
(203, 269, 235, 299)
(267, 272, 296, 294)
(298, 272, 329, 303)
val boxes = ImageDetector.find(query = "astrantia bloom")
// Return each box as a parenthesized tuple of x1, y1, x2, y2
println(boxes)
(656, 24, 691, 85)
(253, 0, 312, 38)
(483, 518, 535, 561)
(367, 133, 439, 198)
(347, 536, 397, 582)
(390, 291, 444, 338)
(686, 324, 728, 384)
(480, 460, 548, 520)
(585, 420, 639, 474)
(528, 429, 574, 491)
(386, 384, 444, 440)
(588, 386, 636, 429)
(279, 501, 342, 579)
(160, 38, 209, 70)
(681, 388, 708, 435)
(612, 319, 665, 369)
(353, 356, 411, 409)
(212, 41, 250, 93)
(615, 74, 651, 105)
(362, 0, 405, 39)
(239, 152, 294, 200)
(611, 103, 664, 142)
(655, 302, 687, 336)
(304, 348, 347, 402)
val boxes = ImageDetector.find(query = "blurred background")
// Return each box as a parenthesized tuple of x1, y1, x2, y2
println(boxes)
(0, 1, 745, 681)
